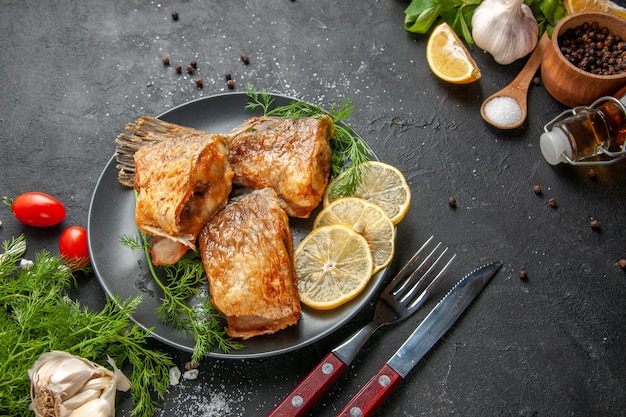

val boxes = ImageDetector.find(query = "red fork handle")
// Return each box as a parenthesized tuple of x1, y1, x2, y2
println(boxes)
(268, 352, 348, 417)
(336, 364, 403, 417)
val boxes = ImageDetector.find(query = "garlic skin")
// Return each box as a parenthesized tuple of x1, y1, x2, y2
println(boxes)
(471, 0, 539, 65)
(28, 351, 130, 417)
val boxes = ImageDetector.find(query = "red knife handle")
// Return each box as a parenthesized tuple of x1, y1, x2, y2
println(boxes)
(336, 364, 403, 417)
(268, 352, 348, 417)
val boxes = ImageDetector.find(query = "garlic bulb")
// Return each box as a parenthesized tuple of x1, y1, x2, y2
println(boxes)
(28, 351, 131, 417)
(471, 0, 539, 65)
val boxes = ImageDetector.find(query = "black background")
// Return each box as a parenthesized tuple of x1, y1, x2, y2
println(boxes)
(1, 1, 625, 416)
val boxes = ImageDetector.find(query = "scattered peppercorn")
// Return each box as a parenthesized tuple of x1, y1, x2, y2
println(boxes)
(618, 259, 626, 269)
(162, 57, 170, 66)
(533, 185, 543, 195)
(224, 72, 232, 81)
(240, 53, 250, 65)
(190, 60, 198, 69)
(195, 78, 203, 88)
(518, 269, 528, 281)
(588, 168, 597, 179)
(558, 22, 626, 76)
(532, 76, 541, 86)
(175, 65, 182, 74)
(548, 197, 557, 208)
(227, 79, 235, 89)
(187, 65, 195, 74)
(171, 11, 179, 21)
(590, 219, 601, 230)
(448, 196, 457, 208)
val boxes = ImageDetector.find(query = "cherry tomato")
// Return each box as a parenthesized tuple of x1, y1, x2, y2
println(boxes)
(11, 192, 66, 227)
(59, 226, 90, 268)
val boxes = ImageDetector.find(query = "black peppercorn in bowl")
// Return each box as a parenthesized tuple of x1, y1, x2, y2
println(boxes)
(541, 11, 626, 107)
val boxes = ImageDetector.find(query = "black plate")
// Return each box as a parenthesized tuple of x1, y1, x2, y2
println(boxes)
(87, 92, 386, 359)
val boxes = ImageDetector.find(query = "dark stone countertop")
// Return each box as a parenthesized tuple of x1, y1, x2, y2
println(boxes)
(1, 1, 625, 416)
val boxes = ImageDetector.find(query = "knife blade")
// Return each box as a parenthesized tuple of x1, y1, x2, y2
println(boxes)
(336, 261, 502, 417)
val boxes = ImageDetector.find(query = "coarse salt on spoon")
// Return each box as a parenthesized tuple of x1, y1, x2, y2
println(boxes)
(480, 33, 550, 130)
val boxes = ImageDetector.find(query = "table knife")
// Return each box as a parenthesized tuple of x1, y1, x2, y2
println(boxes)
(336, 261, 502, 417)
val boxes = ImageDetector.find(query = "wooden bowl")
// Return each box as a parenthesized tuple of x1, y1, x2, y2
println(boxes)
(541, 11, 626, 107)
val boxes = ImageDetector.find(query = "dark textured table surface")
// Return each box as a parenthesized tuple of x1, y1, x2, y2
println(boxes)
(2, 1, 625, 416)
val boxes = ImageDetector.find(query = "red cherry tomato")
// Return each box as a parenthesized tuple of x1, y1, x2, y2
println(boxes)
(59, 226, 90, 268)
(11, 192, 66, 227)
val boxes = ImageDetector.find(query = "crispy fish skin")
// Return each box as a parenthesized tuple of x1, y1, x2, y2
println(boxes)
(199, 188, 301, 339)
(227, 115, 334, 218)
(134, 133, 233, 264)
(116, 116, 212, 187)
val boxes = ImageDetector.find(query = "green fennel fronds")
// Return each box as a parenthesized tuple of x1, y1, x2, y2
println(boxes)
(122, 229, 244, 363)
(245, 85, 372, 198)
(0, 235, 172, 417)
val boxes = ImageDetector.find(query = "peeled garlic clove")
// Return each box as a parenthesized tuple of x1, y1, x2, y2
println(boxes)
(29, 351, 128, 417)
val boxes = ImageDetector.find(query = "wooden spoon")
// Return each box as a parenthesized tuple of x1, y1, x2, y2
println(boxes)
(480, 33, 550, 130)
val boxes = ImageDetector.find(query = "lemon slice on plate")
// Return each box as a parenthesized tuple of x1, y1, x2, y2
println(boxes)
(314, 197, 395, 275)
(295, 224, 374, 310)
(565, 0, 626, 17)
(426, 22, 481, 84)
(324, 161, 411, 225)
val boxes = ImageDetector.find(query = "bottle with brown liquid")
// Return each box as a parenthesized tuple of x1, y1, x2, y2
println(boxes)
(540, 86, 626, 165)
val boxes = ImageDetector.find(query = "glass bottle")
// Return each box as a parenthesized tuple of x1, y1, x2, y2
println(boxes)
(540, 86, 626, 165)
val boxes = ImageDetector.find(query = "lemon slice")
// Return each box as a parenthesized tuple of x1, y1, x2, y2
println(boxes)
(295, 224, 374, 310)
(426, 22, 481, 84)
(314, 197, 395, 275)
(323, 161, 411, 225)
(565, 0, 626, 17)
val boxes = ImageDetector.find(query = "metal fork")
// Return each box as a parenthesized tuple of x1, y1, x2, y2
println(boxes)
(268, 236, 456, 417)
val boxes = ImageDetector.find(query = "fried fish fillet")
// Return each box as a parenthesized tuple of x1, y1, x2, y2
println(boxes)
(116, 116, 211, 188)
(227, 115, 334, 218)
(134, 133, 233, 265)
(199, 188, 301, 339)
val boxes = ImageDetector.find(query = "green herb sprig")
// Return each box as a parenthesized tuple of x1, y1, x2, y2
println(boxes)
(120, 232, 244, 363)
(404, 0, 567, 45)
(0, 235, 172, 417)
(245, 86, 372, 198)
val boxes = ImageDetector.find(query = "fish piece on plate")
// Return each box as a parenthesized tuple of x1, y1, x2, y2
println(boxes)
(227, 115, 334, 218)
(134, 133, 233, 265)
(116, 116, 210, 188)
(199, 188, 301, 339)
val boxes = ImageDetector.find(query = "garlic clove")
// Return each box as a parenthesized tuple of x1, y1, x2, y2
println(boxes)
(47, 359, 100, 398)
(69, 398, 114, 417)
(80, 375, 114, 392)
(61, 388, 101, 410)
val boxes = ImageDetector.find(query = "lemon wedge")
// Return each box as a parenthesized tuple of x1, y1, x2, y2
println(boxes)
(426, 22, 481, 84)
(324, 161, 411, 225)
(565, 0, 626, 17)
(314, 197, 395, 275)
(294, 225, 373, 310)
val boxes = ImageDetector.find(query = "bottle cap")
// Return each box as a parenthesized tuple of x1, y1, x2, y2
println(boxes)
(540, 128, 573, 165)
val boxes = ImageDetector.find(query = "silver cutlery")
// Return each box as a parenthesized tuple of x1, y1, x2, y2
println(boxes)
(268, 236, 456, 417)
(336, 261, 502, 417)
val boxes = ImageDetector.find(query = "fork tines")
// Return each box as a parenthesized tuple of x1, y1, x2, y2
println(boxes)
(387, 236, 456, 309)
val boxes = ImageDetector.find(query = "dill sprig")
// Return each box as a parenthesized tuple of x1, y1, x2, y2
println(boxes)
(245, 86, 372, 197)
(121, 232, 244, 363)
(0, 235, 172, 417)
